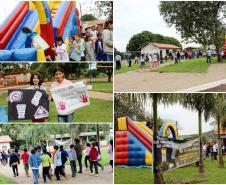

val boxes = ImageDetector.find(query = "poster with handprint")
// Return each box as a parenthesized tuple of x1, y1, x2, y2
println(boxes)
(50, 81, 90, 115)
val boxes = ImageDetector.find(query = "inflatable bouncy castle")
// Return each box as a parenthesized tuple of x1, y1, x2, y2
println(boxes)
(115, 116, 178, 167)
(0, 1, 80, 61)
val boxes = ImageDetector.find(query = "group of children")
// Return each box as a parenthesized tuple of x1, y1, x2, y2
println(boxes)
(19, 18, 113, 62)
(8, 139, 113, 184)
(52, 19, 113, 62)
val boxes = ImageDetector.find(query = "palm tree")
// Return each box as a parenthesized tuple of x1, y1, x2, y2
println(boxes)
(209, 94, 226, 168)
(178, 93, 216, 176)
(126, 93, 177, 184)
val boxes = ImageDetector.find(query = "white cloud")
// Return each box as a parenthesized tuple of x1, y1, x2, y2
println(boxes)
(114, 0, 182, 52)
(145, 102, 214, 136)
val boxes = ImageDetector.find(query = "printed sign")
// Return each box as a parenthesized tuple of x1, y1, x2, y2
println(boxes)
(157, 137, 199, 171)
(8, 89, 49, 121)
(50, 81, 90, 115)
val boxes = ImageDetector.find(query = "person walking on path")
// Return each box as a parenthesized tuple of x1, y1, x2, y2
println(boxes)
(9, 149, 20, 177)
(41, 148, 52, 183)
(60, 145, 68, 173)
(95, 141, 104, 171)
(115, 54, 121, 70)
(21, 148, 30, 177)
(74, 138, 83, 173)
(206, 48, 212, 64)
(84, 143, 91, 170)
(89, 142, 99, 177)
(68, 144, 77, 177)
(29, 149, 41, 184)
(53, 145, 66, 181)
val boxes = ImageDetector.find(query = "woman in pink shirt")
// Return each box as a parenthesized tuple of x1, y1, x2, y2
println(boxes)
(51, 67, 74, 122)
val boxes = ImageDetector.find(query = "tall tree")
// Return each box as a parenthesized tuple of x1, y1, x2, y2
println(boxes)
(81, 14, 97, 21)
(159, 1, 226, 62)
(126, 31, 182, 52)
(209, 94, 226, 168)
(95, 1, 113, 19)
(179, 93, 216, 176)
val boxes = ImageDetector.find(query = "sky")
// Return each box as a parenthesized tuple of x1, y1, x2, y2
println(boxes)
(145, 102, 214, 136)
(114, 0, 200, 52)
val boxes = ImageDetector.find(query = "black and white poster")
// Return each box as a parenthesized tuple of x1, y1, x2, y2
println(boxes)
(8, 89, 49, 121)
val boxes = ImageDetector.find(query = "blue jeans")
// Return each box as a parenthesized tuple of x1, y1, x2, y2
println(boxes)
(103, 53, 113, 61)
(57, 113, 74, 122)
(32, 169, 39, 184)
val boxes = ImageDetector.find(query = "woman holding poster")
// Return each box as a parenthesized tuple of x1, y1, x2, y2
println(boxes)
(50, 67, 88, 123)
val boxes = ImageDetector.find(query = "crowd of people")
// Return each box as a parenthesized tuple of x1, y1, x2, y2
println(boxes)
(0, 139, 113, 184)
(20, 19, 113, 62)
(114, 48, 223, 71)
(202, 142, 226, 160)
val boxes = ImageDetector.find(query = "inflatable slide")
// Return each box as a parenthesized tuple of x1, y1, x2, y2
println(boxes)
(115, 116, 178, 167)
(0, 1, 80, 62)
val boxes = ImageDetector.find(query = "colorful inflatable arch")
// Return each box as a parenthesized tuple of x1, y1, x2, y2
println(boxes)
(0, 1, 80, 61)
(115, 116, 178, 167)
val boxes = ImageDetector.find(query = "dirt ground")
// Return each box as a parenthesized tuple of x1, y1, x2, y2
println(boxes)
(115, 63, 226, 92)
(0, 163, 113, 184)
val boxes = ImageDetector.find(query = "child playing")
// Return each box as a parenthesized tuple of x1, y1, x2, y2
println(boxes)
(84, 143, 91, 169)
(41, 148, 52, 183)
(95, 141, 104, 171)
(9, 150, 20, 177)
(21, 148, 30, 177)
(29, 149, 41, 184)
(68, 144, 77, 177)
(53, 146, 66, 181)
(52, 36, 69, 61)
(108, 140, 113, 171)
(140, 54, 145, 70)
(89, 142, 99, 177)
(50, 67, 73, 122)
(95, 33, 104, 61)
(27, 72, 48, 122)
(69, 36, 75, 60)
(70, 33, 83, 61)
(85, 34, 95, 61)
(18, 27, 49, 50)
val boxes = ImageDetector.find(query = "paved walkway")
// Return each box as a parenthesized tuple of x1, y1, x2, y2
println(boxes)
(0, 163, 113, 184)
(115, 63, 226, 92)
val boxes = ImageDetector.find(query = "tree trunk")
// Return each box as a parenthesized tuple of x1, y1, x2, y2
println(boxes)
(153, 94, 164, 184)
(198, 110, 206, 176)
(217, 115, 224, 168)
(96, 124, 100, 147)
(108, 74, 112, 82)
(215, 45, 222, 63)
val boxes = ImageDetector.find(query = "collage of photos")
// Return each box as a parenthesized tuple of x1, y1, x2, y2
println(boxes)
(0, 0, 113, 184)
(1, 0, 226, 185)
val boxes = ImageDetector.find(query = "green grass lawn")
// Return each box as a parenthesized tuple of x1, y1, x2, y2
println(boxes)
(115, 158, 226, 184)
(153, 57, 226, 73)
(115, 62, 148, 75)
(90, 81, 113, 93)
(0, 93, 112, 122)
(0, 174, 16, 184)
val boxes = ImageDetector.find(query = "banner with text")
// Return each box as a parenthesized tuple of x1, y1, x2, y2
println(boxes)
(50, 81, 90, 115)
(8, 89, 49, 121)
(156, 137, 199, 171)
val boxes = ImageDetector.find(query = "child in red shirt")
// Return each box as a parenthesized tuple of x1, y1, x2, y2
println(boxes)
(89, 142, 99, 176)
(21, 148, 30, 177)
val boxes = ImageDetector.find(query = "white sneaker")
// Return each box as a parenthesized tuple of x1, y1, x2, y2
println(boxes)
(90, 172, 95, 176)
(96, 174, 99, 177)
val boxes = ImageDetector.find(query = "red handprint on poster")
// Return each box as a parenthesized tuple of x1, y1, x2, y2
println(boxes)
(80, 95, 88, 103)
(58, 102, 66, 110)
